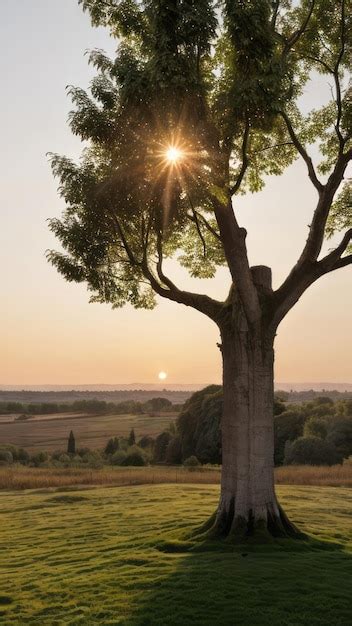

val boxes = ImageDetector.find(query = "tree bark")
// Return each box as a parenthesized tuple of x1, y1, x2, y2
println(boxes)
(205, 319, 298, 542)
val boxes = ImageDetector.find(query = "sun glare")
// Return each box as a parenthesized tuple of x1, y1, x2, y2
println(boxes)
(165, 146, 183, 164)
(158, 371, 167, 380)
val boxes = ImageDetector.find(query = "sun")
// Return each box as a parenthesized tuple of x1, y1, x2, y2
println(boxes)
(158, 371, 167, 381)
(165, 146, 183, 164)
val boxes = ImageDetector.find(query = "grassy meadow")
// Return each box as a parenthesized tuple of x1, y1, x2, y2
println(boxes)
(0, 483, 351, 625)
(0, 411, 176, 452)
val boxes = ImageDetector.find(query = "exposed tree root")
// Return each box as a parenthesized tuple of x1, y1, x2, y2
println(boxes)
(193, 500, 304, 544)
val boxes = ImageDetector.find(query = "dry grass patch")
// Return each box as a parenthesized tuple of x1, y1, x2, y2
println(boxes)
(1, 462, 352, 491)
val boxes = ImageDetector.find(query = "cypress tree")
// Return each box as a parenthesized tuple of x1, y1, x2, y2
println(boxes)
(67, 430, 76, 455)
(128, 428, 136, 446)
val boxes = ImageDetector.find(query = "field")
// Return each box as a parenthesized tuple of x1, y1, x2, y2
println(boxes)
(0, 483, 351, 625)
(0, 411, 176, 452)
(1, 462, 352, 490)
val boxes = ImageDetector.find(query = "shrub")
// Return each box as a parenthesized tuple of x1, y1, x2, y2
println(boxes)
(121, 446, 147, 467)
(304, 417, 329, 439)
(138, 435, 155, 449)
(0, 450, 14, 465)
(284, 436, 343, 466)
(0, 445, 20, 461)
(18, 448, 30, 463)
(111, 450, 128, 466)
(58, 453, 71, 465)
(183, 455, 200, 468)
(31, 451, 49, 467)
(76, 447, 91, 457)
(80, 451, 104, 468)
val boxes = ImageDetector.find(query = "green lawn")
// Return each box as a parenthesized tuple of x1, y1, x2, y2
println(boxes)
(0, 484, 351, 625)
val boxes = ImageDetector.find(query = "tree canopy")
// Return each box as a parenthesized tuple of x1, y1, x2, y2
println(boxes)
(48, 0, 351, 335)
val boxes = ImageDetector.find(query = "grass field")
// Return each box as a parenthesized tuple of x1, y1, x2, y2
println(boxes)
(1, 462, 351, 490)
(0, 483, 351, 625)
(0, 411, 176, 451)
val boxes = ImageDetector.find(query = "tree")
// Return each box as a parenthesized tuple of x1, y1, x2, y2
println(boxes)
(128, 428, 136, 446)
(153, 431, 172, 464)
(284, 436, 343, 466)
(105, 437, 119, 455)
(67, 430, 76, 455)
(304, 416, 329, 439)
(326, 417, 352, 458)
(165, 435, 182, 465)
(49, 0, 352, 541)
(144, 397, 172, 412)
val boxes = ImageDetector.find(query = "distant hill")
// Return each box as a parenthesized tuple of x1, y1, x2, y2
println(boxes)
(1, 382, 351, 392)
(275, 382, 352, 392)
(1, 382, 351, 406)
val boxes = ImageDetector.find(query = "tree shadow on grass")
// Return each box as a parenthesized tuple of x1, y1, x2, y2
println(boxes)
(123, 537, 352, 626)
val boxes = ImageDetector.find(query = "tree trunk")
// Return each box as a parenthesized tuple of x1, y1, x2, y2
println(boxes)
(207, 321, 298, 542)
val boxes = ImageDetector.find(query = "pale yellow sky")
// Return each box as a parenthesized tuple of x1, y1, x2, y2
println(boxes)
(0, 1, 351, 386)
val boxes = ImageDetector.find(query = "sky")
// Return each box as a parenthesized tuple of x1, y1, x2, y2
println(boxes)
(0, 0, 351, 386)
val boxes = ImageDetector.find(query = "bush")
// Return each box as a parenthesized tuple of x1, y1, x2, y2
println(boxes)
(58, 453, 71, 465)
(304, 417, 329, 439)
(121, 446, 147, 466)
(138, 435, 155, 449)
(76, 447, 91, 457)
(80, 451, 104, 468)
(0, 450, 14, 465)
(111, 450, 128, 466)
(31, 451, 49, 467)
(0, 445, 21, 461)
(284, 436, 343, 466)
(183, 455, 200, 468)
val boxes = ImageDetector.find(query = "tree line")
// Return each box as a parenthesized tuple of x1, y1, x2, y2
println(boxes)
(152, 387, 352, 467)
(0, 397, 178, 417)
(1, 387, 351, 470)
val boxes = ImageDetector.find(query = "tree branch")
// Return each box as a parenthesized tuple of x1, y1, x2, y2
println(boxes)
(186, 211, 221, 242)
(249, 141, 294, 156)
(329, 254, 352, 271)
(211, 195, 262, 326)
(269, 142, 351, 333)
(279, 111, 323, 192)
(301, 148, 352, 263)
(230, 118, 250, 196)
(333, 0, 346, 149)
(186, 192, 207, 257)
(282, 0, 316, 54)
(271, 0, 281, 30)
(142, 232, 223, 322)
(317, 228, 352, 273)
